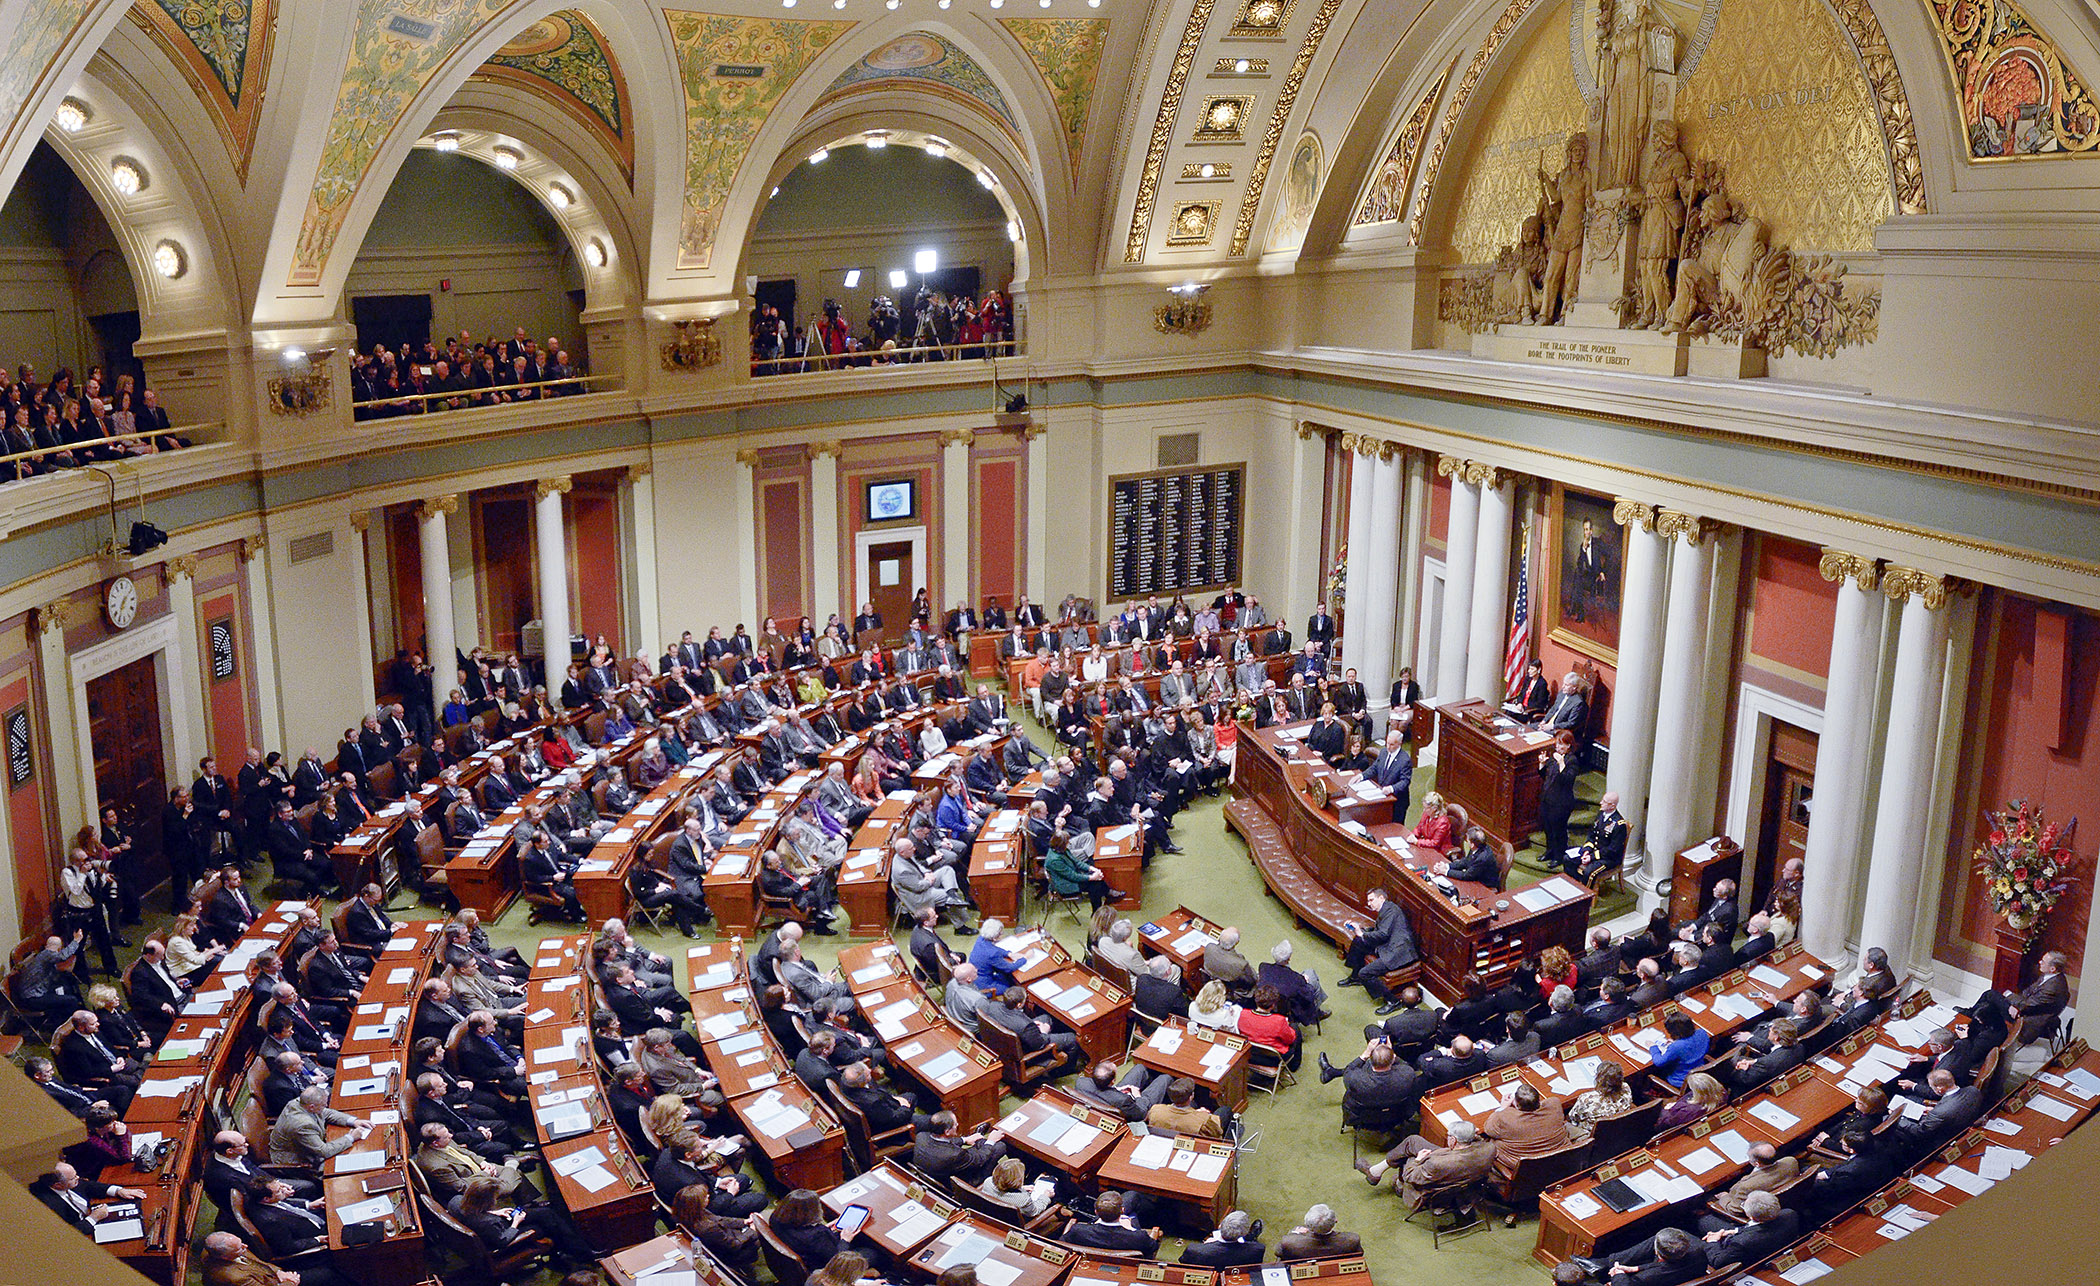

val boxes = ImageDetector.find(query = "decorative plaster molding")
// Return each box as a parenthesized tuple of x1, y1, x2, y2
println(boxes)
(1817, 548, 1880, 592)
(624, 462, 653, 484)
(1021, 422, 1048, 442)
(1126, 0, 1222, 261)
(805, 441, 845, 462)
(1612, 498, 1658, 532)
(346, 512, 370, 535)
(1338, 431, 1362, 454)
(37, 598, 80, 636)
(165, 554, 198, 582)
(1435, 454, 1466, 479)
(1655, 509, 1718, 544)
(240, 535, 266, 561)
(1295, 422, 1329, 441)
(1881, 565, 1952, 610)
(417, 495, 460, 521)
(1372, 439, 1400, 463)
(535, 476, 574, 501)
(734, 449, 763, 468)
(938, 428, 977, 449)
(1460, 459, 1506, 488)
(1228, 0, 1344, 256)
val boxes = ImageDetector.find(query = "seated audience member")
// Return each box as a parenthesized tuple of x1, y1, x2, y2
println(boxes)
(1648, 1011, 1710, 1089)
(1417, 1035, 1492, 1088)
(979, 1155, 1061, 1222)
(911, 1110, 1006, 1185)
(1094, 919, 1146, 975)
(413, 1121, 530, 1201)
(1320, 1032, 1423, 1126)
(270, 1085, 372, 1168)
(1256, 939, 1329, 1025)
(1565, 1061, 1636, 1144)
(1072, 1060, 1173, 1121)
(1147, 1076, 1225, 1138)
(1482, 1083, 1571, 1184)
(30, 1160, 147, 1236)
(1336, 888, 1419, 1013)
(1709, 1142, 1800, 1221)
(1358, 1119, 1495, 1212)
(1726, 1018, 1807, 1090)
(1563, 1224, 1718, 1285)
(24, 1056, 103, 1118)
(1657, 1072, 1730, 1132)
(670, 1181, 762, 1278)
(1060, 1190, 1162, 1255)
(1134, 955, 1191, 1021)
(1276, 1204, 1362, 1260)
(767, 1188, 849, 1268)
(1181, 1208, 1266, 1267)
(1236, 985, 1302, 1070)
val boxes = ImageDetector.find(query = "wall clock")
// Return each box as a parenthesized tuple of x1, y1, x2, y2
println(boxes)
(105, 575, 138, 629)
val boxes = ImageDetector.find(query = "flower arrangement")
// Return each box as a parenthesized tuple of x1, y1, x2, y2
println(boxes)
(1971, 799, 2078, 930)
(1326, 546, 1347, 612)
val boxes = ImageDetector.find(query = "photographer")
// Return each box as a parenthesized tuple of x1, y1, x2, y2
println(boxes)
(58, 847, 121, 975)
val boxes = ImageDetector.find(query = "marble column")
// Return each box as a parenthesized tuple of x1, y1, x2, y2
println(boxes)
(1025, 423, 1050, 605)
(417, 495, 459, 721)
(534, 478, 572, 696)
(1855, 569, 1956, 976)
(1393, 450, 1431, 704)
(1799, 551, 1885, 964)
(240, 536, 285, 748)
(733, 449, 760, 628)
(1339, 435, 1376, 674)
(162, 555, 209, 772)
(1641, 510, 1719, 887)
(34, 602, 89, 839)
(1433, 457, 1479, 702)
(621, 463, 660, 654)
(940, 428, 974, 608)
(807, 442, 843, 625)
(1360, 442, 1405, 718)
(1463, 465, 1516, 701)
(1605, 501, 1669, 853)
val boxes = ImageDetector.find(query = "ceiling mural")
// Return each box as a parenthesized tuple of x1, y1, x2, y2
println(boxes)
(0, 0, 95, 148)
(664, 10, 851, 271)
(1406, 0, 1546, 245)
(475, 8, 634, 181)
(131, 0, 276, 180)
(999, 18, 1108, 178)
(289, 0, 523, 287)
(816, 31, 1019, 142)
(1924, 0, 2099, 159)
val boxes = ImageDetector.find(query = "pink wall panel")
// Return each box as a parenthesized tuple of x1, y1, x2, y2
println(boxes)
(1746, 535, 1837, 684)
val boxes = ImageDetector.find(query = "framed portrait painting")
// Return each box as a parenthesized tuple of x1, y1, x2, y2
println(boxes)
(1545, 485, 1623, 663)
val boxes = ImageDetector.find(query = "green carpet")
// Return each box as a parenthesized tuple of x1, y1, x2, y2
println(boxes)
(74, 715, 1620, 1284)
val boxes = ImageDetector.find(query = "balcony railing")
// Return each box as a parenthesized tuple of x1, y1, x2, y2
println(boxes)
(749, 338, 1021, 376)
(351, 372, 622, 418)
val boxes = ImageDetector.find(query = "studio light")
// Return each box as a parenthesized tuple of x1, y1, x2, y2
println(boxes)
(913, 248, 937, 274)
(889, 269, 908, 289)
(843, 269, 862, 288)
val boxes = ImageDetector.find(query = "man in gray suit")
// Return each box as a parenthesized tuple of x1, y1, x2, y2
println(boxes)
(269, 1085, 371, 1168)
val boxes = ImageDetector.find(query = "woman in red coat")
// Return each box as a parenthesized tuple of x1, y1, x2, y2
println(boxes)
(1234, 985, 1303, 1070)
(539, 725, 575, 771)
(1411, 792, 1459, 852)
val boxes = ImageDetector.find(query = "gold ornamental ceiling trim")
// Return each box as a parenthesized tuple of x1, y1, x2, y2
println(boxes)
(1407, 0, 1546, 244)
(1228, 0, 1344, 256)
(1823, 0, 1926, 215)
(1127, 0, 1223, 262)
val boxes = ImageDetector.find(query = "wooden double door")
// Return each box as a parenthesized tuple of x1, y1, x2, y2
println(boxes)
(85, 654, 165, 876)
(1753, 723, 1816, 912)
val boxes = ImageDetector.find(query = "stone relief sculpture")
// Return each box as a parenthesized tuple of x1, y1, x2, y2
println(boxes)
(1631, 120, 1689, 327)
(1535, 131, 1590, 323)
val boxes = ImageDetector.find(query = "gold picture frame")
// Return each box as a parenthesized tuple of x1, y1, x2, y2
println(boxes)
(1542, 483, 1623, 665)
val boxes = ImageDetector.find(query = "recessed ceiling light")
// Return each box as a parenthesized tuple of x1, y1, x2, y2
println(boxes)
(1199, 163, 1216, 178)
(866, 134, 887, 149)
(152, 240, 186, 279)
(54, 98, 88, 132)
(1006, 221, 1020, 242)
(429, 132, 461, 152)
(1235, 59, 1250, 73)
(584, 239, 607, 268)
(977, 170, 996, 189)
(810, 148, 829, 164)
(283, 347, 307, 365)
(546, 183, 573, 208)
(844, 270, 862, 288)
(770, 185, 780, 197)
(491, 145, 522, 170)
(109, 159, 142, 195)
(783, 0, 796, 8)
(885, 0, 897, 8)
(923, 141, 946, 158)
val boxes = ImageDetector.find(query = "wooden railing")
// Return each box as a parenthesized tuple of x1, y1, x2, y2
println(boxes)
(0, 424, 209, 477)
(350, 371, 621, 415)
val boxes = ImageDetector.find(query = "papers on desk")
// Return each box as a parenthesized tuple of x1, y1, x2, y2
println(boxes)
(1708, 1129, 1753, 1165)
(1934, 1164, 1995, 1197)
(694, 963, 736, 988)
(700, 1011, 749, 1039)
(552, 1145, 608, 1176)
(1978, 1146, 2030, 1180)
(138, 1074, 203, 1098)
(158, 1038, 210, 1061)
(1458, 1089, 1502, 1116)
(853, 964, 895, 984)
(1746, 1100, 1800, 1132)
(1512, 885, 1562, 912)
(743, 1090, 813, 1139)
(933, 1227, 1002, 1270)
(1675, 995, 1708, 1014)
(888, 1199, 948, 1247)
(717, 1031, 764, 1055)
(2028, 1092, 2078, 1121)
(1172, 930, 1215, 954)
(1025, 1112, 1076, 1147)
(92, 1218, 145, 1243)
(1748, 964, 1793, 989)
(386, 966, 416, 985)
(1055, 1122, 1102, 1157)
(1619, 1169, 1674, 1207)
(1150, 1028, 1184, 1055)
(2058, 1067, 2100, 1100)
(1560, 1192, 1603, 1220)
(605, 828, 635, 844)
(339, 1077, 389, 1098)
(337, 1195, 396, 1224)
(1199, 1043, 1237, 1074)
(1711, 992, 1765, 1022)
(1778, 1258, 1832, 1284)
(875, 998, 920, 1025)
(385, 936, 418, 953)
(183, 996, 228, 1017)
(1559, 1055, 1601, 1091)
(571, 1163, 620, 1193)
(369, 1109, 400, 1126)
(334, 1149, 388, 1173)
(350, 1023, 395, 1042)
(540, 1100, 594, 1139)
(1128, 1134, 1176, 1169)
(1981, 1116, 2023, 1136)
(532, 1044, 578, 1065)
(922, 1050, 969, 1081)
(1187, 1152, 1228, 1184)
(1609, 1033, 1653, 1065)
(1676, 1146, 1727, 1176)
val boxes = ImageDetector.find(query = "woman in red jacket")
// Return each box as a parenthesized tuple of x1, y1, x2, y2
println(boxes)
(1234, 985, 1303, 1070)
(539, 724, 576, 771)
(1535, 945, 1578, 1003)
(1411, 792, 1459, 852)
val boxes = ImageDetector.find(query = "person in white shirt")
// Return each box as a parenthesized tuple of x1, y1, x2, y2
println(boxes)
(1188, 980, 1242, 1030)
(1095, 919, 1147, 975)
(1081, 648, 1111, 683)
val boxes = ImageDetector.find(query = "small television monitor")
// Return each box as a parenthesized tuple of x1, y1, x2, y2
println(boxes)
(866, 478, 916, 522)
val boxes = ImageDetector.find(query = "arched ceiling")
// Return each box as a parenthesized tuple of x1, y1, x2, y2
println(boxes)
(0, 0, 2093, 337)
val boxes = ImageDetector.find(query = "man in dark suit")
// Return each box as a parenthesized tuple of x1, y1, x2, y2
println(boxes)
(1694, 879, 1740, 942)
(192, 756, 240, 861)
(204, 870, 261, 941)
(1734, 913, 1777, 964)
(202, 1133, 318, 1217)
(260, 1050, 327, 1116)
(25, 1056, 101, 1117)
(1575, 927, 1622, 988)
(1534, 987, 1591, 1047)
(1583, 977, 1638, 1028)
(342, 884, 395, 949)
(1374, 984, 1444, 1049)
(412, 1074, 512, 1161)
(1537, 675, 1589, 748)
(1725, 1019, 1806, 1091)
(1317, 1034, 1422, 1122)
(1306, 603, 1336, 652)
(1182, 1210, 1266, 1267)
(1134, 956, 1190, 1021)
(1896, 1071, 1984, 1152)
(58, 1010, 142, 1110)
(1339, 888, 1421, 1010)
(245, 1176, 357, 1286)
(31, 1162, 147, 1236)
(1362, 731, 1414, 822)
(911, 1112, 1006, 1185)
(1627, 959, 1674, 1009)
(1060, 1190, 1161, 1255)
(1417, 1035, 1492, 1088)
(261, 802, 334, 896)
(2009, 950, 2071, 1045)
(1565, 1225, 1707, 1285)
(1256, 940, 1328, 1026)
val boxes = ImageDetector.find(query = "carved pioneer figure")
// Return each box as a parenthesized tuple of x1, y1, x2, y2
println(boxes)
(1492, 214, 1548, 322)
(1537, 132, 1591, 324)
(1666, 185, 1769, 333)
(1633, 121, 1689, 327)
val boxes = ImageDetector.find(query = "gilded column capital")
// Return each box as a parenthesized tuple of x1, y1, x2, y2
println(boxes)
(1435, 454, 1465, 479)
(1816, 549, 1879, 592)
(1460, 460, 1508, 489)
(347, 511, 371, 534)
(805, 440, 845, 462)
(937, 428, 976, 450)
(1372, 439, 1401, 463)
(535, 476, 574, 501)
(1611, 498, 1657, 532)
(1021, 421, 1047, 442)
(165, 554, 198, 582)
(1654, 509, 1717, 545)
(624, 461, 653, 483)
(36, 598, 79, 636)
(1881, 566, 1954, 610)
(1294, 421, 1328, 442)
(240, 535, 266, 561)
(734, 448, 763, 469)
(417, 494, 459, 521)
(1337, 431, 1360, 455)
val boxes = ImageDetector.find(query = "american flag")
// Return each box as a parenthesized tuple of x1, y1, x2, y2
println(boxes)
(1504, 533, 1531, 696)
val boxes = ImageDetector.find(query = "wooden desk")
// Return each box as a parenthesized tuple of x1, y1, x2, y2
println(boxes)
(1669, 836, 1744, 925)
(704, 847, 763, 938)
(601, 1231, 746, 1286)
(823, 1160, 962, 1259)
(575, 769, 704, 924)
(990, 925, 1074, 985)
(1095, 1133, 1237, 1230)
(542, 1129, 658, 1249)
(1231, 723, 1592, 997)
(1137, 907, 1224, 990)
(840, 940, 916, 994)
(1131, 1021, 1251, 1112)
(1023, 966, 1133, 1064)
(994, 1087, 1127, 1180)
(729, 1080, 847, 1191)
(1222, 1256, 1371, 1286)
(324, 1170, 423, 1283)
(889, 1022, 1005, 1129)
(1072, 1257, 1218, 1286)
(906, 1210, 1073, 1286)
(1091, 824, 1144, 909)
(445, 832, 519, 920)
(1431, 700, 1554, 850)
(839, 845, 894, 939)
(859, 986, 941, 1045)
(970, 814, 1027, 922)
